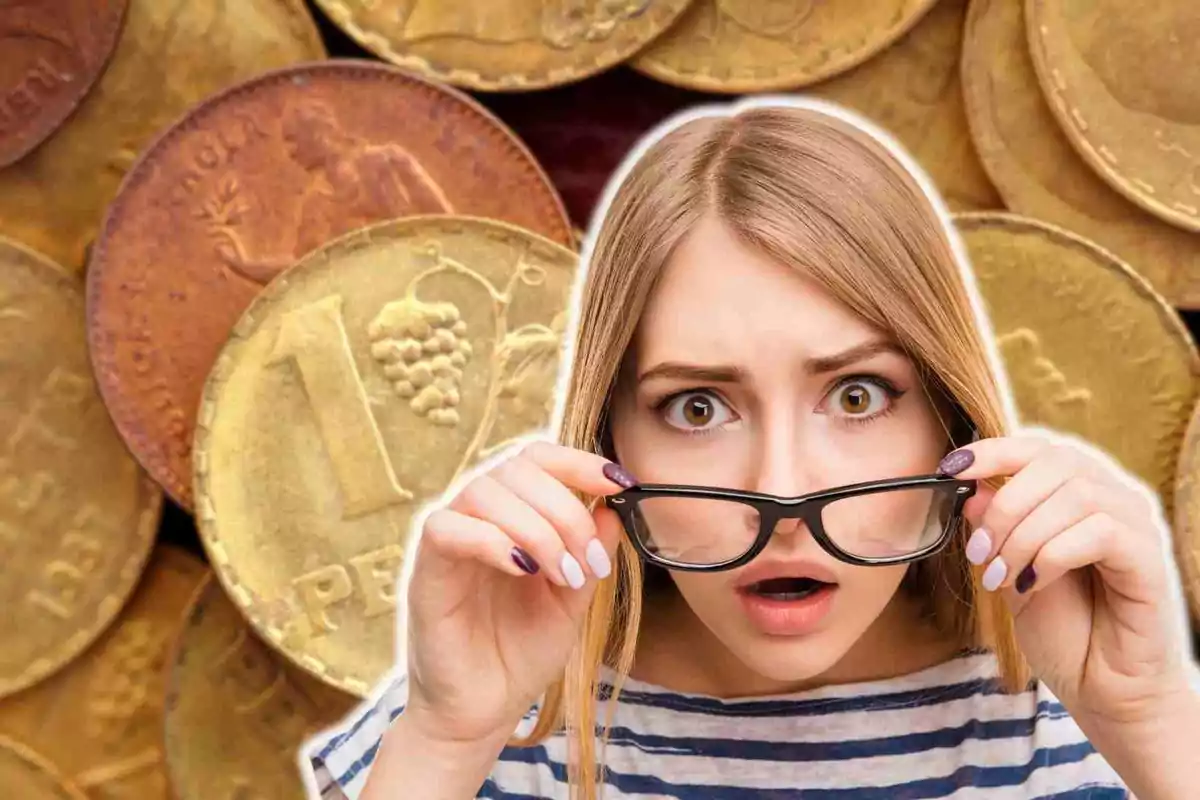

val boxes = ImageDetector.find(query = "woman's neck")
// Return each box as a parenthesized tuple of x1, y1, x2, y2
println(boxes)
(629, 584, 963, 699)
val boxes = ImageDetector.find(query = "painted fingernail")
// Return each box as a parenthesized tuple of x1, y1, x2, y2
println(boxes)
(585, 538, 611, 579)
(561, 552, 586, 589)
(937, 448, 975, 476)
(511, 547, 539, 575)
(1015, 564, 1037, 594)
(982, 556, 1007, 592)
(965, 527, 992, 565)
(603, 462, 638, 489)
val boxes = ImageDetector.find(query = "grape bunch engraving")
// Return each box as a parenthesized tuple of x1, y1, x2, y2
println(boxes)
(84, 621, 163, 748)
(368, 297, 473, 427)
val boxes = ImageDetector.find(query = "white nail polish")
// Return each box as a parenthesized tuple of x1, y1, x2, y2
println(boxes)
(966, 528, 992, 565)
(585, 539, 611, 579)
(561, 553, 586, 589)
(982, 557, 1007, 592)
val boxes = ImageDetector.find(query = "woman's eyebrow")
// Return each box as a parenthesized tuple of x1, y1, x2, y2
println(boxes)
(804, 339, 904, 375)
(636, 362, 746, 385)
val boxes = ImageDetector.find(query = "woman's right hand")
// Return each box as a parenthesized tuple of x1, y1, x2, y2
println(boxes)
(401, 440, 635, 746)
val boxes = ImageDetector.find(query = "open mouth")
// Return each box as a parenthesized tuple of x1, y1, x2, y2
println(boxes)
(742, 577, 833, 601)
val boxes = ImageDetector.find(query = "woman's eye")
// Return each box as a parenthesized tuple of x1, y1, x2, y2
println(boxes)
(829, 379, 891, 417)
(662, 391, 736, 432)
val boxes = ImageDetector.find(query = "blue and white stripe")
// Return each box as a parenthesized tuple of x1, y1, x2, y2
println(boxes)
(302, 649, 1127, 799)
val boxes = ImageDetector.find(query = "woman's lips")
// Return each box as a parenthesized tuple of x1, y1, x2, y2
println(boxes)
(736, 583, 838, 636)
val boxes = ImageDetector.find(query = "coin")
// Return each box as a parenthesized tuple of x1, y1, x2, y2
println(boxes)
(807, 0, 999, 212)
(961, 0, 1200, 310)
(0, 0, 326, 272)
(312, 0, 693, 91)
(1025, 0, 1200, 234)
(194, 216, 578, 694)
(0, 236, 161, 700)
(0, 0, 129, 167)
(164, 575, 356, 799)
(954, 212, 1200, 516)
(630, 0, 939, 93)
(0, 546, 208, 799)
(87, 61, 573, 512)
(0, 735, 87, 800)
(1172, 399, 1200, 623)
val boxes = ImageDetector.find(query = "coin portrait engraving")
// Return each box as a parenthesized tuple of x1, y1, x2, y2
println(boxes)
(0, 237, 160, 700)
(194, 217, 579, 694)
(394, 0, 649, 48)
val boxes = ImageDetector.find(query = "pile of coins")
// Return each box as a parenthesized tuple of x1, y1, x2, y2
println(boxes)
(1, 1, 1198, 797)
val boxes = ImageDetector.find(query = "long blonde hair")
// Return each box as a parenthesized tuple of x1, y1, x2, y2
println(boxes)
(521, 100, 1028, 798)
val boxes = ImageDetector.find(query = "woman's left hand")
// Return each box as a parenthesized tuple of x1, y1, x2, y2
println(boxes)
(938, 429, 1195, 726)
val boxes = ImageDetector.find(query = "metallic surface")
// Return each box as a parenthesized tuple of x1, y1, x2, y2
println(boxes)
(193, 216, 578, 694)
(955, 212, 1200, 520)
(1025, 0, 1200, 234)
(0, 546, 209, 799)
(0, 735, 88, 800)
(631, 0, 939, 92)
(163, 575, 356, 800)
(962, 0, 1200, 310)
(0, 235, 160, 700)
(86, 60, 573, 510)
(809, 0, 1000, 212)
(312, 0, 694, 91)
(0, 0, 326, 271)
(0, 0, 128, 166)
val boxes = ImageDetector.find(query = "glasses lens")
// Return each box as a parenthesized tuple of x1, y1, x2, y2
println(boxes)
(819, 485, 955, 559)
(629, 496, 761, 566)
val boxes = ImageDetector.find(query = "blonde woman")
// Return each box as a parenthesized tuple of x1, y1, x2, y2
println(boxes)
(305, 100, 1199, 799)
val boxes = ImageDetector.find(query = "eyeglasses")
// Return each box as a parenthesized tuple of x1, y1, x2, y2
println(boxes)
(605, 474, 976, 571)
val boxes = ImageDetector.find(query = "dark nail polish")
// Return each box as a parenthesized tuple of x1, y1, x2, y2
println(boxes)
(603, 462, 638, 489)
(511, 547, 539, 575)
(937, 448, 975, 476)
(1015, 564, 1037, 594)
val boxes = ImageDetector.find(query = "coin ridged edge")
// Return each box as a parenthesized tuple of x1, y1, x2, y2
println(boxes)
(85, 58, 573, 510)
(191, 213, 578, 697)
(0, 0, 131, 168)
(629, 0, 941, 93)
(0, 236, 162, 700)
(313, 1, 694, 91)
(1022, 0, 1200, 234)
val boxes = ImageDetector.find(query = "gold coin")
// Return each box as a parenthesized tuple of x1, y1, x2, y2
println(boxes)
(0, 546, 208, 799)
(961, 0, 1200, 310)
(1025, 0, 1200, 234)
(164, 575, 356, 799)
(0, 735, 87, 800)
(0, 0, 326, 272)
(311, 0, 693, 91)
(630, 0, 939, 93)
(808, 0, 1000, 212)
(954, 212, 1200, 515)
(1172, 399, 1200, 623)
(194, 215, 579, 695)
(0, 236, 160, 699)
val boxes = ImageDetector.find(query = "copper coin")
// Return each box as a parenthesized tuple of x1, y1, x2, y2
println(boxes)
(86, 59, 573, 509)
(0, 0, 128, 167)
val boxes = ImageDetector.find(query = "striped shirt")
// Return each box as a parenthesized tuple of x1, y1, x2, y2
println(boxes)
(303, 648, 1128, 799)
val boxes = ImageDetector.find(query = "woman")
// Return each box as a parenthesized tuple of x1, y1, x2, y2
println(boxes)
(305, 100, 1199, 799)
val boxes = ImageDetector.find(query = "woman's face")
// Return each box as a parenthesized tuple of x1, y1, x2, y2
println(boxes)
(608, 214, 951, 684)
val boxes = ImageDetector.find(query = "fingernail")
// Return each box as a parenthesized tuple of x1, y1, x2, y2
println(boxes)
(1015, 564, 1037, 594)
(603, 462, 638, 489)
(560, 552, 586, 589)
(937, 448, 975, 476)
(585, 538, 611, 579)
(511, 547, 539, 575)
(965, 527, 992, 565)
(982, 556, 1007, 592)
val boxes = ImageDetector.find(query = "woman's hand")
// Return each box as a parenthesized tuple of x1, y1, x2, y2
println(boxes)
(936, 428, 1196, 726)
(401, 439, 632, 747)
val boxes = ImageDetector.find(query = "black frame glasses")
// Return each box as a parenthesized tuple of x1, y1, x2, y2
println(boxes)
(605, 473, 977, 572)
